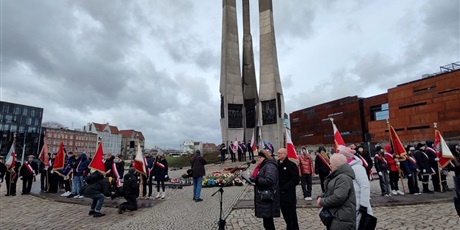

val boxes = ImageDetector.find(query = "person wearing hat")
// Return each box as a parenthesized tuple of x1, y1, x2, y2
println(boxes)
(374, 146, 391, 196)
(152, 152, 168, 199)
(338, 146, 372, 228)
(19, 155, 39, 195)
(315, 146, 331, 193)
(414, 143, 434, 193)
(425, 141, 442, 192)
(118, 167, 139, 214)
(250, 149, 280, 230)
(190, 150, 207, 202)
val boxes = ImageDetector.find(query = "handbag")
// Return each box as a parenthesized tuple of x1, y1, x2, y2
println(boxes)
(319, 208, 333, 226)
(358, 212, 377, 230)
(259, 190, 274, 202)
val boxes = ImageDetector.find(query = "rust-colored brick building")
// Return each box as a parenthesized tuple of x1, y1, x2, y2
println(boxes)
(44, 127, 98, 155)
(291, 63, 460, 147)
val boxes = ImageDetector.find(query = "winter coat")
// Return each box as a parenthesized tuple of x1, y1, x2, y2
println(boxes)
(278, 159, 300, 205)
(349, 157, 372, 215)
(299, 154, 314, 175)
(81, 171, 111, 197)
(374, 154, 388, 172)
(152, 158, 168, 181)
(190, 154, 207, 178)
(116, 161, 125, 179)
(384, 153, 398, 172)
(123, 172, 139, 198)
(104, 156, 115, 178)
(320, 163, 356, 230)
(414, 149, 433, 175)
(254, 159, 280, 218)
(19, 161, 38, 178)
(315, 154, 331, 176)
(72, 154, 90, 177)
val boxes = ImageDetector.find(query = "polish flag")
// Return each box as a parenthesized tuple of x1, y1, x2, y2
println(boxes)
(232, 137, 238, 152)
(5, 140, 16, 171)
(332, 122, 345, 153)
(388, 125, 407, 159)
(88, 141, 106, 175)
(133, 142, 146, 175)
(286, 129, 299, 165)
(250, 130, 257, 152)
(434, 130, 454, 168)
(52, 141, 66, 171)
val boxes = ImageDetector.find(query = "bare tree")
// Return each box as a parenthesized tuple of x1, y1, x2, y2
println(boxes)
(42, 121, 65, 129)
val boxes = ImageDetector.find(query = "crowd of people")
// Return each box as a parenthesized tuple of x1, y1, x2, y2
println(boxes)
(1, 141, 459, 227)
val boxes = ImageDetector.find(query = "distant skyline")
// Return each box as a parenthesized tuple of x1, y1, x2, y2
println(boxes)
(1, 0, 459, 149)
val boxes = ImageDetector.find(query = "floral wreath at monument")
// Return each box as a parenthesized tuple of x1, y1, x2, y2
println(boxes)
(202, 170, 244, 187)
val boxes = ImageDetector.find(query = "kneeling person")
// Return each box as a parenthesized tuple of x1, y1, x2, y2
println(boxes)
(119, 168, 139, 214)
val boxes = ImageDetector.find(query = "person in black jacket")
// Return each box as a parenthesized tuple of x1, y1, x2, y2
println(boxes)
(374, 146, 390, 196)
(277, 148, 300, 230)
(118, 168, 139, 214)
(315, 146, 331, 192)
(5, 161, 21, 196)
(250, 149, 280, 230)
(0, 157, 7, 188)
(190, 150, 207, 202)
(19, 155, 39, 195)
(152, 152, 168, 199)
(81, 171, 112, 217)
(414, 143, 434, 193)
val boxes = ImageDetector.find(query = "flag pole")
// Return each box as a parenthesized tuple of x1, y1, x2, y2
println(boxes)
(434, 122, 443, 193)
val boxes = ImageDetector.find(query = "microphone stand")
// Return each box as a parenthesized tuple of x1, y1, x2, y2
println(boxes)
(212, 162, 253, 230)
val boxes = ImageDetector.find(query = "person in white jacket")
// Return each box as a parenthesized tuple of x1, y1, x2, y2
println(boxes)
(338, 146, 373, 229)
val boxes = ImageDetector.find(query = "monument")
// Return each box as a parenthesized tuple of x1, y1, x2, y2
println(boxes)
(242, 0, 258, 144)
(220, 0, 244, 147)
(258, 0, 285, 151)
(220, 0, 284, 151)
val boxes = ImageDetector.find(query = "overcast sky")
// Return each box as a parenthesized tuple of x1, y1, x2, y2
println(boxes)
(1, 0, 459, 149)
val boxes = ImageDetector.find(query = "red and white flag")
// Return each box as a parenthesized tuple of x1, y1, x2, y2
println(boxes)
(388, 124, 407, 159)
(133, 142, 146, 175)
(52, 141, 66, 171)
(112, 163, 121, 187)
(5, 140, 16, 171)
(332, 121, 345, 153)
(286, 129, 299, 165)
(88, 141, 106, 175)
(434, 130, 454, 168)
(232, 137, 238, 152)
(38, 138, 50, 167)
(250, 130, 257, 153)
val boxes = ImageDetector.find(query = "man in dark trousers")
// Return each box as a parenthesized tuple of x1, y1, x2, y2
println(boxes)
(119, 168, 139, 214)
(81, 170, 112, 217)
(19, 155, 39, 195)
(277, 148, 300, 230)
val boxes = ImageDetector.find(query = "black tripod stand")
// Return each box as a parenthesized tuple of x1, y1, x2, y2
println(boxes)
(212, 162, 253, 230)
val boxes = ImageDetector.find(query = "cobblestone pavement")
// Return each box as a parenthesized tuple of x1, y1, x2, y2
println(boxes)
(225, 202, 460, 230)
(1, 161, 458, 230)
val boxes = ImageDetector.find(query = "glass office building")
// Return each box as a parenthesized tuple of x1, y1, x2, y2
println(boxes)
(0, 101, 44, 159)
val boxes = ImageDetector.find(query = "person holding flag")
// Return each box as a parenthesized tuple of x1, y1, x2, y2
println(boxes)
(19, 155, 39, 195)
(384, 145, 404, 196)
(69, 152, 90, 198)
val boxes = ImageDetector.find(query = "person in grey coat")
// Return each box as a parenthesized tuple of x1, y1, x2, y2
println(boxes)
(317, 154, 356, 230)
(251, 149, 280, 230)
